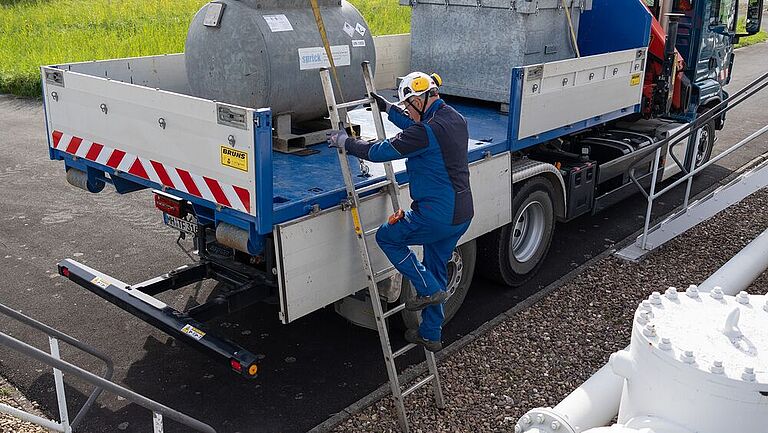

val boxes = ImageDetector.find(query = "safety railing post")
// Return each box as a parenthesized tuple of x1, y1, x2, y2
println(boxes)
(153, 412, 164, 433)
(48, 337, 72, 433)
(640, 147, 663, 250)
(681, 128, 701, 211)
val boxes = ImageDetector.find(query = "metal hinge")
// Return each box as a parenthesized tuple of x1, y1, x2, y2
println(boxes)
(44, 68, 65, 87)
(216, 103, 248, 130)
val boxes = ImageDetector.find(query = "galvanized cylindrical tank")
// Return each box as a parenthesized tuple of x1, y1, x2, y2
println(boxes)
(185, 0, 376, 122)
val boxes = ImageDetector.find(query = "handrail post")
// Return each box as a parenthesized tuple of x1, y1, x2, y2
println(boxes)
(48, 337, 72, 433)
(153, 412, 164, 433)
(641, 147, 663, 250)
(681, 126, 701, 211)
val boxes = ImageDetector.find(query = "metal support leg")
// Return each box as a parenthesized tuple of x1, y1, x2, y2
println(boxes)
(640, 148, 662, 250)
(153, 412, 164, 433)
(49, 337, 72, 433)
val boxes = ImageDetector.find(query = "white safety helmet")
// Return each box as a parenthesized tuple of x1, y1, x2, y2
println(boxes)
(397, 71, 443, 104)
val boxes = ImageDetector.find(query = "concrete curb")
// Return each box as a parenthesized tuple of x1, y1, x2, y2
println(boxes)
(308, 150, 768, 433)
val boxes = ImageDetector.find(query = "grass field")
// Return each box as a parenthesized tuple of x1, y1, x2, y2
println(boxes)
(0, 0, 410, 97)
(734, 17, 768, 48)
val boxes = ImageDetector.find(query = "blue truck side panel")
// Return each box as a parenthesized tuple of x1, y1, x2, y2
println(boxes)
(577, 0, 652, 56)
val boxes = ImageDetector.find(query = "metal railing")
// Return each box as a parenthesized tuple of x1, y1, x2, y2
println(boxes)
(628, 71, 768, 250)
(0, 303, 216, 433)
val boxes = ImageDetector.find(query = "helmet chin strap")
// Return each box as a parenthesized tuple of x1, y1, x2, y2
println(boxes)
(407, 93, 431, 119)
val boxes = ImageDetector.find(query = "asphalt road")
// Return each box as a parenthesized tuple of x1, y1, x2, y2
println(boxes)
(0, 42, 766, 433)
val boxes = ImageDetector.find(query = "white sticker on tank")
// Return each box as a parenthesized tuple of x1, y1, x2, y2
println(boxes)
(343, 22, 355, 38)
(352, 40, 366, 48)
(298, 46, 351, 70)
(355, 23, 367, 36)
(263, 14, 293, 32)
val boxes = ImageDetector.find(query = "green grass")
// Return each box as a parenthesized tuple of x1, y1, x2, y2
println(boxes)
(0, 0, 410, 97)
(734, 17, 768, 48)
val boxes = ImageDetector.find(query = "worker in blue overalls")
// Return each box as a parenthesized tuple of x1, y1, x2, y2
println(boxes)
(327, 72, 473, 352)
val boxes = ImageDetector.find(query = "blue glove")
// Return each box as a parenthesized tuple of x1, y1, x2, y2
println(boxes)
(327, 129, 349, 150)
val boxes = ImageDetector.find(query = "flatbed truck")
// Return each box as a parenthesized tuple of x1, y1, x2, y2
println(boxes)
(42, 0, 763, 378)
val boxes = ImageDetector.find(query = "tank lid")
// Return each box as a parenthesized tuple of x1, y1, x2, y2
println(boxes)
(239, 0, 342, 9)
(635, 287, 768, 385)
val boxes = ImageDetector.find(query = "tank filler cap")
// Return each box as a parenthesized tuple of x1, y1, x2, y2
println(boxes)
(634, 288, 768, 385)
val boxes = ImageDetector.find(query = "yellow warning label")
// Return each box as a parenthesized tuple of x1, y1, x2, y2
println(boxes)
(181, 324, 206, 341)
(630, 73, 642, 87)
(220, 146, 249, 172)
(351, 207, 363, 235)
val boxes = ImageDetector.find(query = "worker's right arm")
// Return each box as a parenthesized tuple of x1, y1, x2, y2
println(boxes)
(345, 124, 429, 163)
(387, 106, 416, 130)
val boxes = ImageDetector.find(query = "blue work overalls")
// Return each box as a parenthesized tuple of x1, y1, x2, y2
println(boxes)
(345, 99, 474, 342)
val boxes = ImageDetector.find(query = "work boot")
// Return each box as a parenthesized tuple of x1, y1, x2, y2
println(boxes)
(404, 329, 442, 352)
(405, 289, 448, 311)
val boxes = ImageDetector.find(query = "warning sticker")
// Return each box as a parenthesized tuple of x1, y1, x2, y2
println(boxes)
(298, 45, 351, 70)
(181, 324, 206, 341)
(630, 73, 642, 86)
(91, 277, 110, 289)
(263, 14, 293, 32)
(355, 23, 367, 36)
(352, 39, 366, 48)
(220, 146, 249, 172)
(343, 22, 355, 38)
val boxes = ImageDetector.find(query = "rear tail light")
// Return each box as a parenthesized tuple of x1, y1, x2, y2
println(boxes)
(230, 359, 243, 373)
(154, 191, 186, 218)
(59, 267, 70, 277)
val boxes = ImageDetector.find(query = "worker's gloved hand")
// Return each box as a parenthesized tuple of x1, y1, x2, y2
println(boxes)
(370, 92, 392, 114)
(327, 129, 349, 150)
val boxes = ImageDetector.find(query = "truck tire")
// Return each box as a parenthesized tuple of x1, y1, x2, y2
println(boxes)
(693, 120, 716, 169)
(477, 177, 555, 287)
(397, 240, 477, 331)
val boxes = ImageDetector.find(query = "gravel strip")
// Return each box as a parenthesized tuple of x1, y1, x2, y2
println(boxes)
(0, 376, 49, 433)
(334, 187, 768, 433)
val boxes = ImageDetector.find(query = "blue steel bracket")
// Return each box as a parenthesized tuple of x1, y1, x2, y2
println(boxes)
(253, 108, 274, 236)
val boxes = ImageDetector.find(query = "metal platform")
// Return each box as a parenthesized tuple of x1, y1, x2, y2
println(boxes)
(617, 157, 768, 261)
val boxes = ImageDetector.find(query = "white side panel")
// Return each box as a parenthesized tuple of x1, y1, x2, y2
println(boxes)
(276, 153, 512, 323)
(518, 48, 647, 140)
(58, 54, 190, 95)
(42, 69, 258, 215)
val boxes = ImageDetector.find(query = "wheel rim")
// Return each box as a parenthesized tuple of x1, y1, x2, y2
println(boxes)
(695, 126, 711, 167)
(510, 201, 546, 264)
(445, 250, 464, 298)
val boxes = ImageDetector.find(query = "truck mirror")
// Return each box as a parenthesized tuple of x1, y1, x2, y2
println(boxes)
(745, 0, 764, 35)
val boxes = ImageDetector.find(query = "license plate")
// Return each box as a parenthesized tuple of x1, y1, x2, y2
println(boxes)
(163, 214, 199, 236)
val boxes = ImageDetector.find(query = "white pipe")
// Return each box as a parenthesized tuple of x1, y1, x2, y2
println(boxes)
(520, 228, 768, 432)
(698, 228, 768, 292)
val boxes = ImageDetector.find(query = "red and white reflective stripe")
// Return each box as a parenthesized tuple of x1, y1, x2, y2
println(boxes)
(51, 130, 251, 214)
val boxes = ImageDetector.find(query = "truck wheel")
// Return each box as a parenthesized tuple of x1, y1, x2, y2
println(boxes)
(397, 240, 477, 331)
(694, 120, 715, 169)
(477, 177, 555, 287)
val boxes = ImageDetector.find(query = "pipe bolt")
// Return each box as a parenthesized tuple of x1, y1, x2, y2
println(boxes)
(711, 360, 724, 374)
(659, 337, 672, 351)
(521, 415, 531, 426)
(650, 292, 662, 305)
(643, 323, 657, 337)
(665, 287, 678, 300)
(637, 312, 649, 325)
(641, 300, 653, 311)
(535, 414, 545, 424)
(681, 350, 695, 364)
(686, 285, 699, 298)
(742, 367, 756, 382)
(763, 300, 768, 313)
(551, 420, 561, 431)
(711, 287, 724, 300)
(514, 425, 522, 433)
(736, 291, 750, 305)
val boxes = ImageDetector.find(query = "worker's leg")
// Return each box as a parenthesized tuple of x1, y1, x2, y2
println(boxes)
(375, 212, 444, 298)
(418, 221, 471, 342)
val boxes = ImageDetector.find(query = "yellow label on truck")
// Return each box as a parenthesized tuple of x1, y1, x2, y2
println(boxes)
(220, 146, 249, 172)
(630, 73, 642, 86)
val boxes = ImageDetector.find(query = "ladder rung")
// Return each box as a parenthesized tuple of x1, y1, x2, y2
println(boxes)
(382, 303, 406, 320)
(374, 265, 396, 279)
(392, 343, 417, 359)
(402, 374, 435, 398)
(357, 180, 392, 195)
(336, 98, 372, 110)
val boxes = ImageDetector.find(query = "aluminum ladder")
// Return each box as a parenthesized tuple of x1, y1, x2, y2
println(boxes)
(319, 62, 445, 432)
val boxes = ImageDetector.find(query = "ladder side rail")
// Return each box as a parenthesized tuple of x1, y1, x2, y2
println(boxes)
(361, 61, 402, 213)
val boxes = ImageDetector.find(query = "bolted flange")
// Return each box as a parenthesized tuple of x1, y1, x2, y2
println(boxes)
(685, 285, 699, 298)
(736, 291, 750, 305)
(665, 287, 679, 300)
